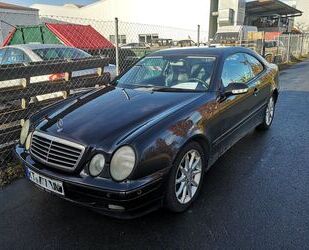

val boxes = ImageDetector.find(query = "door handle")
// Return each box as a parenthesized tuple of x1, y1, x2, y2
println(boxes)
(253, 88, 260, 96)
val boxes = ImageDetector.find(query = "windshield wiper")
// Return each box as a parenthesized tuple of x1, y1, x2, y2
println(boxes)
(151, 87, 199, 92)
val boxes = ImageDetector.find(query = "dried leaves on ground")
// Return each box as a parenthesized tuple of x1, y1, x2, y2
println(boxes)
(0, 164, 24, 188)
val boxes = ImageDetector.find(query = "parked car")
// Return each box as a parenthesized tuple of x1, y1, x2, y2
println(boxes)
(174, 39, 197, 47)
(210, 25, 258, 46)
(0, 44, 116, 90)
(15, 47, 279, 218)
(151, 39, 173, 48)
(264, 40, 287, 63)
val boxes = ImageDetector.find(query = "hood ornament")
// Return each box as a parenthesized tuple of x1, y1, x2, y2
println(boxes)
(56, 119, 64, 133)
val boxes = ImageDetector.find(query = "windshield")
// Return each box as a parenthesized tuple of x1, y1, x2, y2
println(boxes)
(213, 32, 240, 43)
(33, 47, 91, 61)
(117, 56, 216, 92)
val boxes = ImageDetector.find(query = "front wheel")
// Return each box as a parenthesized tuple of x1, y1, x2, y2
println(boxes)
(165, 142, 206, 213)
(257, 96, 276, 130)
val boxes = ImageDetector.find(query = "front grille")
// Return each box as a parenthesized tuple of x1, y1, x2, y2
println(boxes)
(30, 131, 85, 172)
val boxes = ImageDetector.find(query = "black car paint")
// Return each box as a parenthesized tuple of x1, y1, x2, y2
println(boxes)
(15, 47, 279, 218)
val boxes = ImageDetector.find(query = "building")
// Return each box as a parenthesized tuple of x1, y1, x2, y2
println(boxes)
(29, 0, 303, 45)
(292, 0, 309, 31)
(0, 2, 39, 45)
(245, 0, 302, 33)
(31, 0, 215, 44)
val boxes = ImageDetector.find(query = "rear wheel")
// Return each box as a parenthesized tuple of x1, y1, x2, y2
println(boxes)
(257, 96, 275, 130)
(265, 54, 273, 63)
(165, 142, 206, 213)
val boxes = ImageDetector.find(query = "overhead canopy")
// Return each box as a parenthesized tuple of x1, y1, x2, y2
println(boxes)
(246, 0, 302, 17)
(46, 23, 114, 50)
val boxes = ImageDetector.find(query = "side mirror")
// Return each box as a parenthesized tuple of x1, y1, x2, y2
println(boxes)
(225, 82, 249, 96)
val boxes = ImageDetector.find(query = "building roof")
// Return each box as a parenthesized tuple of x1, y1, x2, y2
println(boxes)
(45, 23, 114, 50)
(0, 2, 38, 11)
(246, 0, 302, 17)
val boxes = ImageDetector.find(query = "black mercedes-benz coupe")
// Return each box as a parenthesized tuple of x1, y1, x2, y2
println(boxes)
(15, 47, 279, 218)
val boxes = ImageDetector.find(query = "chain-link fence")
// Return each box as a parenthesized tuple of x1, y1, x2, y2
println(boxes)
(1, 13, 309, 168)
(232, 33, 309, 64)
(0, 15, 204, 167)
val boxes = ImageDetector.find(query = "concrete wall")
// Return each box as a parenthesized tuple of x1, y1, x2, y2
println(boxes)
(218, 0, 245, 26)
(32, 0, 212, 42)
(294, 0, 309, 31)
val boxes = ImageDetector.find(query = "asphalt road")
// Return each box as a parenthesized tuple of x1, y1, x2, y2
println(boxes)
(1, 61, 309, 250)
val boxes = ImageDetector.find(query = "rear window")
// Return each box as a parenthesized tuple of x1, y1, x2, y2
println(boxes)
(33, 47, 91, 61)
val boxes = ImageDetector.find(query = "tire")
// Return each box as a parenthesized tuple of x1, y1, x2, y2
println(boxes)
(164, 142, 206, 213)
(274, 55, 283, 64)
(265, 54, 273, 63)
(257, 96, 276, 130)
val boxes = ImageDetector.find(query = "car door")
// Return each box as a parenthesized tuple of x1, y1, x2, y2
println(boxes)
(244, 53, 270, 114)
(213, 53, 259, 153)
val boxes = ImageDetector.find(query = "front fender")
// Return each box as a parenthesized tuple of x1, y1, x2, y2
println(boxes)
(130, 98, 216, 180)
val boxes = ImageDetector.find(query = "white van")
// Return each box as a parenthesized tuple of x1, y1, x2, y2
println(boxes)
(210, 25, 258, 47)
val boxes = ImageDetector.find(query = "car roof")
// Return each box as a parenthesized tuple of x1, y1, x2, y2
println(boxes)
(150, 46, 258, 58)
(5, 44, 69, 50)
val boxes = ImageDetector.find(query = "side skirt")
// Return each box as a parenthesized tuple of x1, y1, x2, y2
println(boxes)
(207, 105, 265, 169)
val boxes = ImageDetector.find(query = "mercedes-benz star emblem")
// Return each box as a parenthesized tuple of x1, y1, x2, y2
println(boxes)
(57, 119, 64, 132)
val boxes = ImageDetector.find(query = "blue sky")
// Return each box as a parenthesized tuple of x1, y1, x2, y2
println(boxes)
(4, 0, 96, 7)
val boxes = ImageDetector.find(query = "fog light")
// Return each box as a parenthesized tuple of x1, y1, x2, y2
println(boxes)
(89, 154, 105, 177)
(108, 204, 125, 211)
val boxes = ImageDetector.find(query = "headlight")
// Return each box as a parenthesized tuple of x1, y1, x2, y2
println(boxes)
(25, 132, 33, 151)
(110, 146, 136, 182)
(89, 154, 105, 177)
(20, 119, 30, 145)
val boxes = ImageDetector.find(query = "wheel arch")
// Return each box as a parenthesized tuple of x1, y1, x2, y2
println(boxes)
(173, 134, 211, 167)
(273, 88, 279, 103)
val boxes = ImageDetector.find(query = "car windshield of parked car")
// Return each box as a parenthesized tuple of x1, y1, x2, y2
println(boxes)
(33, 48, 91, 61)
(117, 56, 216, 91)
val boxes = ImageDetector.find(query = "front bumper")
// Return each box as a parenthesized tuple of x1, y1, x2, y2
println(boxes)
(15, 145, 168, 219)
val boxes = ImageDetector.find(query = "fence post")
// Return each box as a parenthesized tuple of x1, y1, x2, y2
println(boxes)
(300, 34, 304, 57)
(287, 33, 291, 63)
(276, 34, 280, 63)
(115, 17, 120, 76)
(197, 25, 200, 47)
(262, 31, 265, 57)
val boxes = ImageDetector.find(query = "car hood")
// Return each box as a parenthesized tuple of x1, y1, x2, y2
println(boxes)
(37, 86, 204, 151)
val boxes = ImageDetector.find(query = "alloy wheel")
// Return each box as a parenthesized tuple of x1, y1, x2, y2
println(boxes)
(175, 149, 202, 204)
(265, 97, 275, 126)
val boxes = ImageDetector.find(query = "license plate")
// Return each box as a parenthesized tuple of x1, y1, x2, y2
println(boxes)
(26, 168, 65, 196)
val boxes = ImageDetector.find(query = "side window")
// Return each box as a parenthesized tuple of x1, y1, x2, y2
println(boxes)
(0, 49, 6, 64)
(221, 53, 253, 87)
(245, 54, 264, 77)
(2, 48, 30, 65)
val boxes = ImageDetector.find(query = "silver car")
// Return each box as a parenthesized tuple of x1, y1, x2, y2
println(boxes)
(0, 44, 116, 92)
